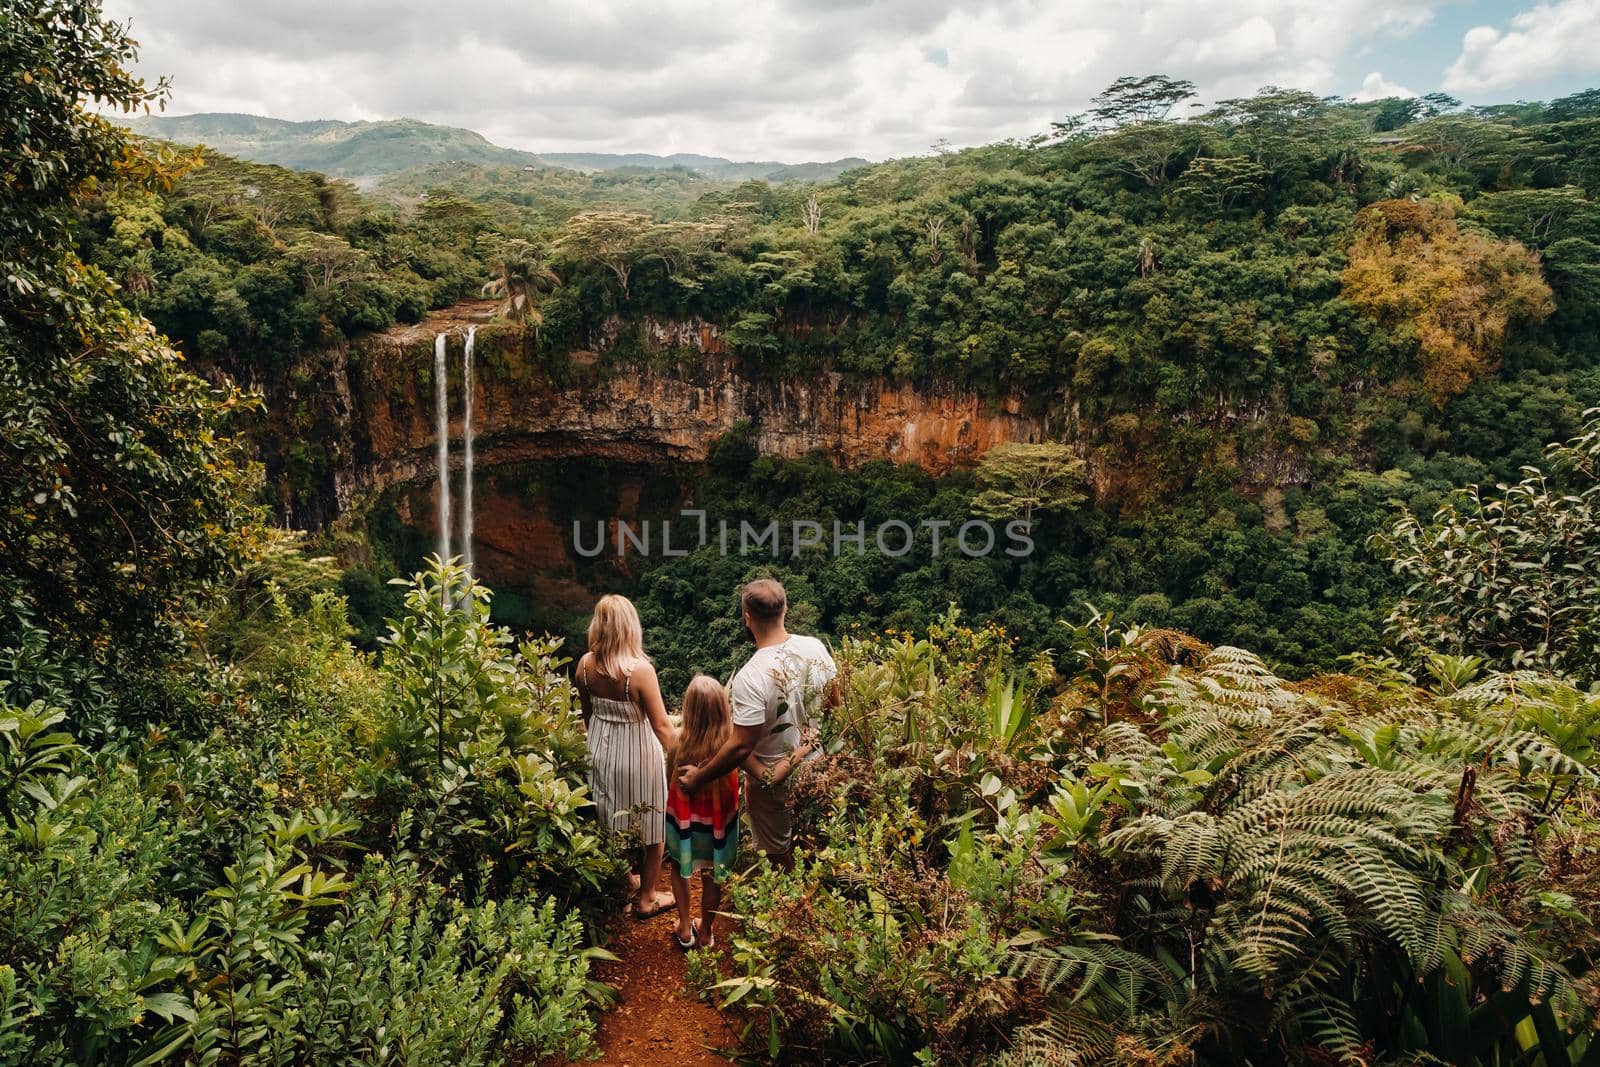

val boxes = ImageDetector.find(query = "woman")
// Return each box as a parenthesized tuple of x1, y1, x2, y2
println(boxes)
(575, 594, 676, 918)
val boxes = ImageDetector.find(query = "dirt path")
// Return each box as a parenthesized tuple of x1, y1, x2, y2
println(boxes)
(585, 869, 736, 1065)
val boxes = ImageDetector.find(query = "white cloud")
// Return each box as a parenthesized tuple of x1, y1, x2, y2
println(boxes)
(1443, 0, 1600, 93)
(1353, 71, 1418, 101)
(1169, 16, 1279, 68)
(104, 0, 1447, 160)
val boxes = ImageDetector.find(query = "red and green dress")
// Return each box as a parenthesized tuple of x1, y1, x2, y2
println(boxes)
(665, 768, 739, 878)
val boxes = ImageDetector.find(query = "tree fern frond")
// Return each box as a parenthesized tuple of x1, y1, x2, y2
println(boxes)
(1291, 992, 1368, 1064)
(1009, 942, 1177, 1009)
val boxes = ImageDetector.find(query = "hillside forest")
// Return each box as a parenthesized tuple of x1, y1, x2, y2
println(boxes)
(4, 0, 1600, 1063)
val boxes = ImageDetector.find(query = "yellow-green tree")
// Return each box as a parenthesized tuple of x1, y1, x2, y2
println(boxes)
(1341, 197, 1553, 405)
(556, 211, 653, 296)
(970, 442, 1087, 527)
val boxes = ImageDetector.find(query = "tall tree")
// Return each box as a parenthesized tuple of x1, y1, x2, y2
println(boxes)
(1398, 114, 1535, 172)
(1205, 87, 1341, 172)
(970, 442, 1087, 528)
(1088, 75, 1197, 126)
(481, 236, 561, 327)
(1, 0, 257, 671)
(556, 211, 653, 296)
(1341, 198, 1553, 404)
(1056, 75, 1201, 187)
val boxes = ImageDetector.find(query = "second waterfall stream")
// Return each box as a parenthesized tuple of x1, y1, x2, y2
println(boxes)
(461, 325, 476, 577)
(433, 327, 477, 603)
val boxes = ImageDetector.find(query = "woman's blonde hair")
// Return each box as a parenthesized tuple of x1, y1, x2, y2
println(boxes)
(672, 675, 732, 777)
(586, 594, 647, 681)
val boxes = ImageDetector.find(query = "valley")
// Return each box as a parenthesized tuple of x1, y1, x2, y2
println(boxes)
(8, 6, 1600, 1062)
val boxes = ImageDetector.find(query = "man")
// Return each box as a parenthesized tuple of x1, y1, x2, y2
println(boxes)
(675, 578, 838, 864)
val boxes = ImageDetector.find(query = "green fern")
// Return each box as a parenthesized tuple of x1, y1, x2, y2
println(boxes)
(1037, 647, 1595, 1062)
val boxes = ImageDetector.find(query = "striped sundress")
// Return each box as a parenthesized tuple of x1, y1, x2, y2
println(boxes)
(583, 664, 666, 847)
(665, 767, 739, 878)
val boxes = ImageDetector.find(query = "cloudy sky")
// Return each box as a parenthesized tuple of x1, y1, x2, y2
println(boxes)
(103, 0, 1600, 162)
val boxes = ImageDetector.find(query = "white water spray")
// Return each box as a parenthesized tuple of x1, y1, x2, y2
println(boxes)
(460, 325, 477, 581)
(433, 331, 452, 606)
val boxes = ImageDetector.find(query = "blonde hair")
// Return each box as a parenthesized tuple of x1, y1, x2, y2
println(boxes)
(672, 675, 732, 778)
(586, 594, 646, 681)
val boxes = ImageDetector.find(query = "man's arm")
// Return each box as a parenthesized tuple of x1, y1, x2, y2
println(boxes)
(745, 727, 818, 786)
(678, 722, 760, 793)
(818, 645, 840, 711)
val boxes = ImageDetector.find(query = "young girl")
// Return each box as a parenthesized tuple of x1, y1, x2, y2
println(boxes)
(665, 675, 740, 949)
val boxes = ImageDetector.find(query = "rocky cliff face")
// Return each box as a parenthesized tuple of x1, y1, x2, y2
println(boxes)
(266, 303, 1327, 613)
(305, 302, 1044, 526)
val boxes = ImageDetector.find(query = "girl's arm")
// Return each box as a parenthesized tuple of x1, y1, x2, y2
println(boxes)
(632, 661, 678, 754)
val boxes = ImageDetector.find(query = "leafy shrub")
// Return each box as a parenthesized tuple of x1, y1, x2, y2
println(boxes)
(356, 561, 625, 905)
(710, 616, 1600, 1064)
(0, 559, 621, 1064)
(1379, 409, 1600, 682)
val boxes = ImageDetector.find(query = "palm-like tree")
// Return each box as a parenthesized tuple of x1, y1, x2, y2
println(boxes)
(482, 238, 561, 331)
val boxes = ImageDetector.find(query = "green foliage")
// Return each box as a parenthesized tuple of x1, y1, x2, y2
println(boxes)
(1379, 409, 1600, 682)
(569, 444, 1436, 692)
(718, 815, 1020, 1062)
(970, 442, 1087, 526)
(0, 558, 621, 1063)
(1, 0, 259, 674)
(379, 160, 749, 226)
(357, 561, 624, 901)
(480, 235, 561, 327)
(711, 617, 1600, 1064)
(82, 151, 479, 373)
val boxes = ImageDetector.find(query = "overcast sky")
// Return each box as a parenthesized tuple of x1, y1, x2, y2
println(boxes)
(103, 0, 1600, 162)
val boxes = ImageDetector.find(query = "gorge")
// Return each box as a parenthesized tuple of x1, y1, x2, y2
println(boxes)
(284, 302, 1046, 620)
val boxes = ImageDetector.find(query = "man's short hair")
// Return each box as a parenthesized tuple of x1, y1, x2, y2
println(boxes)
(740, 578, 787, 621)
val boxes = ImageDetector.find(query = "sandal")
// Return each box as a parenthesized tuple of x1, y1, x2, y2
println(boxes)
(631, 892, 675, 920)
(672, 925, 696, 951)
(692, 919, 716, 950)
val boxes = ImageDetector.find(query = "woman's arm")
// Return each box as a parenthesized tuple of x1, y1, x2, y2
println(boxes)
(632, 661, 678, 754)
(574, 653, 593, 728)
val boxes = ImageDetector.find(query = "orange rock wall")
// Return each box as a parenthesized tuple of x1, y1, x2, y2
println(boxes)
(330, 306, 1044, 517)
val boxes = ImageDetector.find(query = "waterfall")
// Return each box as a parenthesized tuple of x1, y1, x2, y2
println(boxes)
(433, 331, 452, 606)
(460, 325, 477, 581)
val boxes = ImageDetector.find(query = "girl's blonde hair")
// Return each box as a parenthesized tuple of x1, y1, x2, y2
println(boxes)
(672, 675, 732, 778)
(586, 594, 646, 681)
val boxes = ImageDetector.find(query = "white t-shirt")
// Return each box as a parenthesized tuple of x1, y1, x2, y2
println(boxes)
(730, 634, 837, 764)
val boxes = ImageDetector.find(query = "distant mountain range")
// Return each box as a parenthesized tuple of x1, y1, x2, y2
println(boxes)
(121, 113, 867, 185)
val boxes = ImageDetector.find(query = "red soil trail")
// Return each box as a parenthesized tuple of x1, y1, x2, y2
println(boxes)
(583, 869, 737, 1065)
